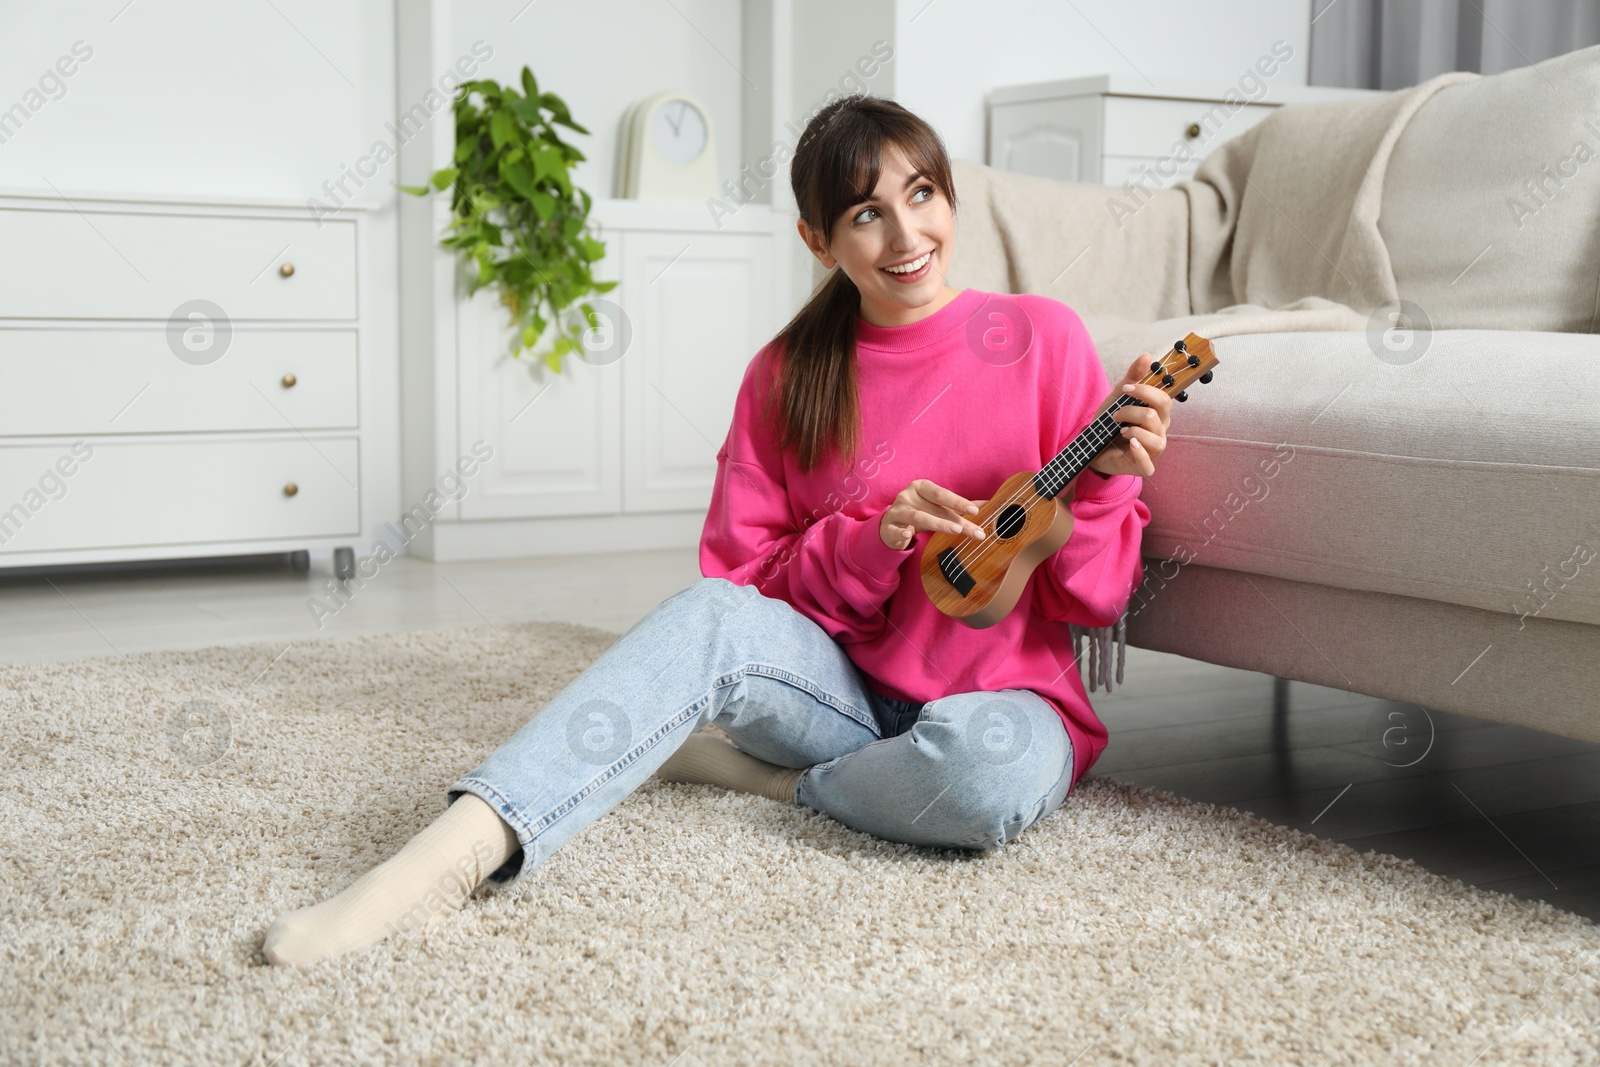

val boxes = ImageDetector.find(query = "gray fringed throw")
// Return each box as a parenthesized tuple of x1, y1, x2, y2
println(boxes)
(1069, 613, 1127, 694)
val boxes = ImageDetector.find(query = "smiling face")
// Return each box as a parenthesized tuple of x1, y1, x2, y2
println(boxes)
(797, 141, 962, 329)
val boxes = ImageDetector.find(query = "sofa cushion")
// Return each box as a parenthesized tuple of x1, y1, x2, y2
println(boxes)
(1381, 44, 1600, 333)
(1109, 327, 1600, 627)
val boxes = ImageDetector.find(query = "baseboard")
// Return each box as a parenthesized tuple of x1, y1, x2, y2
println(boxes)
(415, 512, 705, 561)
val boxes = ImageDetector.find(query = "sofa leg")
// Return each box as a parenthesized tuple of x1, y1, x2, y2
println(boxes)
(1273, 676, 1291, 717)
(1272, 676, 1292, 779)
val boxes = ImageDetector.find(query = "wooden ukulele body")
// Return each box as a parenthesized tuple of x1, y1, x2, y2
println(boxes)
(917, 470, 1076, 629)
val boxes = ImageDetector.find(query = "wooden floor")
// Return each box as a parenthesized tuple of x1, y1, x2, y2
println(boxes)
(6, 546, 1596, 923)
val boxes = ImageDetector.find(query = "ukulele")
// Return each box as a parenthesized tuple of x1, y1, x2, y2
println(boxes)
(919, 333, 1219, 628)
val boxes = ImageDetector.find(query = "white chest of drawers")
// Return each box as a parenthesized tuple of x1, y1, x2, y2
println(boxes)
(987, 74, 1383, 188)
(0, 190, 368, 578)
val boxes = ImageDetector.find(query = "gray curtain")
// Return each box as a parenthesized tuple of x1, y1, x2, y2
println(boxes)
(1309, 0, 1600, 88)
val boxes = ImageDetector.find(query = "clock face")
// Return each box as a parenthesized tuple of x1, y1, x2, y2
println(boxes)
(651, 99, 708, 166)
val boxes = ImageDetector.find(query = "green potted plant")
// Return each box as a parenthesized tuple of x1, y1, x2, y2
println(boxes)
(402, 66, 616, 375)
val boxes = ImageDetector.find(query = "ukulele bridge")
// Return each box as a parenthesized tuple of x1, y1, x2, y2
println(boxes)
(936, 546, 975, 597)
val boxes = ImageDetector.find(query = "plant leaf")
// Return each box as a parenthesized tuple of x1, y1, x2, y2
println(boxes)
(540, 92, 572, 121)
(524, 146, 546, 183)
(489, 108, 516, 150)
(508, 95, 543, 124)
(501, 157, 537, 201)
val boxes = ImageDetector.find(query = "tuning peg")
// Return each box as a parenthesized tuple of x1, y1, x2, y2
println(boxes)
(1175, 391, 1189, 402)
(1161, 373, 1175, 387)
(1187, 353, 1200, 367)
(1173, 340, 1186, 353)
(1149, 360, 1162, 374)
(1199, 371, 1213, 384)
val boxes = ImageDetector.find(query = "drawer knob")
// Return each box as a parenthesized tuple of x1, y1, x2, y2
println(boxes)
(283, 482, 299, 498)
(1184, 122, 1202, 140)
(279, 262, 296, 279)
(281, 372, 298, 388)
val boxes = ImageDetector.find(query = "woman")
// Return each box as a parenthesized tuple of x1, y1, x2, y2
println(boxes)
(264, 95, 1168, 967)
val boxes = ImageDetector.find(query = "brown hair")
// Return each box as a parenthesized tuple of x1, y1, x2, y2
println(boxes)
(764, 94, 958, 474)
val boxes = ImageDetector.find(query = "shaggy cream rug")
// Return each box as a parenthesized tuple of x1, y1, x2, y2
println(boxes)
(2, 620, 1597, 1066)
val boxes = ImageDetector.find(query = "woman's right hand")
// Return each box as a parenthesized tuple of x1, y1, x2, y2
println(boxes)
(879, 479, 987, 551)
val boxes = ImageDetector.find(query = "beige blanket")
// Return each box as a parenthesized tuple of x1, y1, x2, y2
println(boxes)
(950, 70, 1479, 369)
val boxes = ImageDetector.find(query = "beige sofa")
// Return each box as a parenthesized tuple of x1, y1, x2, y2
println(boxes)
(947, 45, 1600, 745)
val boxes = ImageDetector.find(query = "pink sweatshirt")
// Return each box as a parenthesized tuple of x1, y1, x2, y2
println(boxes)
(698, 287, 1150, 788)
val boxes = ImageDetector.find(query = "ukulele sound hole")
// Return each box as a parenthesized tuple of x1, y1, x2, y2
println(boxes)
(994, 503, 1027, 539)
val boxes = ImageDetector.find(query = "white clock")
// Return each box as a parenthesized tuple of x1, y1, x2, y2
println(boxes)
(616, 91, 719, 201)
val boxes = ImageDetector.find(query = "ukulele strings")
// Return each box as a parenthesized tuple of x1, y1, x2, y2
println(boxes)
(947, 383, 1154, 575)
(945, 389, 1147, 575)
(944, 356, 1175, 576)
(948, 353, 1179, 573)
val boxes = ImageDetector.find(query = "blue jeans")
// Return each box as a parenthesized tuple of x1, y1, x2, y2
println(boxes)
(447, 576, 1076, 886)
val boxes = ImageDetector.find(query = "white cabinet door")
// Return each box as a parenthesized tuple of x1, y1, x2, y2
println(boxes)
(455, 242, 624, 519)
(619, 230, 774, 514)
(988, 97, 1102, 183)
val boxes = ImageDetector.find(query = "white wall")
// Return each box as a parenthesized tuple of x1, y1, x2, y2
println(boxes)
(0, 1, 372, 197)
(782, 0, 1311, 301)
(0, 0, 401, 561)
(447, 0, 746, 206)
(895, 0, 1312, 164)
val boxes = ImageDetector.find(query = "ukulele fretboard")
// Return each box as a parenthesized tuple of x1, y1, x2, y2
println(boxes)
(1032, 395, 1146, 500)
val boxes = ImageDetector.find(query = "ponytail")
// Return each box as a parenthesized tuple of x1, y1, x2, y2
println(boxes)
(764, 268, 862, 474)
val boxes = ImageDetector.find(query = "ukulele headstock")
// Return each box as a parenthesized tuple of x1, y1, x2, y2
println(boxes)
(1145, 333, 1219, 403)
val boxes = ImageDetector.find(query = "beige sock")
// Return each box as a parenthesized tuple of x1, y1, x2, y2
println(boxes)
(263, 792, 521, 967)
(654, 731, 808, 805)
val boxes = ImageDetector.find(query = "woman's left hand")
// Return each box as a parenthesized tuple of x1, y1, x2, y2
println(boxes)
(1087, 353, 1173, 478)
